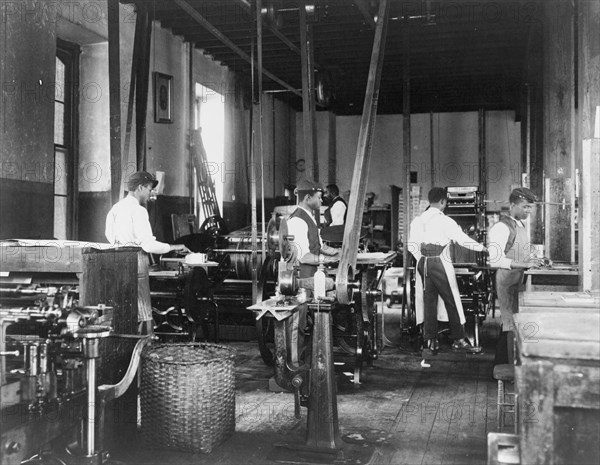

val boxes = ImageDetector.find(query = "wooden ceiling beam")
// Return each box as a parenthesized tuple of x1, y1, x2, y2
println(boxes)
(171, 0, 301, 97)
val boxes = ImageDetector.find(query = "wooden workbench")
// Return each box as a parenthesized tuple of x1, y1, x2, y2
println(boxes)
(513, 312, 600, 464)
(519, 290, 599, 308)
(524, 266, 578, 292)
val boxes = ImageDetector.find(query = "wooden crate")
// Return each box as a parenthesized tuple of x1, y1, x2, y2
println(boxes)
(514, 312, 600, 464)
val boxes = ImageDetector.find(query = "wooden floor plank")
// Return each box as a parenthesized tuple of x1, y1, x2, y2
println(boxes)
(108, 333, 500, 465)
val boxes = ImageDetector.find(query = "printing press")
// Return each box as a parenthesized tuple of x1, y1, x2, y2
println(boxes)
(1, 242, 150, 465)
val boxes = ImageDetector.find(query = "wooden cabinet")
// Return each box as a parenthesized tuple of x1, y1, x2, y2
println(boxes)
(513, 312, 600, 465)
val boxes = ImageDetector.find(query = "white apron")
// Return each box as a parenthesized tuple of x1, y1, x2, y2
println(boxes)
(414, 243, 466, 326)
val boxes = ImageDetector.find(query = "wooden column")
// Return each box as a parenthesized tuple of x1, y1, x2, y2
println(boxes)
(299, 2, 318, 182)
(578, 0, 600, 291)
(401, 18, 411, 290)
(134, 5, 152, 171)
(542, 1, 575, 263)
(107, 0, 122, 205)
(478, 109, 486, 195)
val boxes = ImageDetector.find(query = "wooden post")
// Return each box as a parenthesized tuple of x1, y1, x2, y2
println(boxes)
(134, 5, 152, 171)
(107, 0, 121, 205)
(478, 109, 486, 195)
(401, 17, 411, 301)
(336, 0, 390, 304)
(542, 1, 575, 263)
(581, 139, 600, 291)
(578, 0, 600, 291)
(299, 2, 318, 182)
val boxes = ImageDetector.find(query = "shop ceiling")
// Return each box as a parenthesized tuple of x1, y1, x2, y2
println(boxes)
(124, 0, 540, 116)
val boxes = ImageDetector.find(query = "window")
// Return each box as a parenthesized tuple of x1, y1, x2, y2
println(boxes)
(54, 40, 79, 239)
(193, 83, 225, 223)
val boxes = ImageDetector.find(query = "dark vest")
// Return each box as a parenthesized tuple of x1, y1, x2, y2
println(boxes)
(289, 207, 321, 278)
(324, 197, 347, 225)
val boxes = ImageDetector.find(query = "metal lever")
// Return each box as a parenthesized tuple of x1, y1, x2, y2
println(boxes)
(292, 375, 303, 419)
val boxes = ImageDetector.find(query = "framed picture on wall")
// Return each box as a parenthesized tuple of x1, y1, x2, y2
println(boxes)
(154, 72, 173, 123)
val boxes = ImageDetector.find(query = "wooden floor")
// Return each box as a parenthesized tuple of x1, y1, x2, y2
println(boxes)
(111, 319, 506, 465)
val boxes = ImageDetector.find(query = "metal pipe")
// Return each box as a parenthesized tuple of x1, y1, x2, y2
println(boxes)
(86, 356, 96, 456)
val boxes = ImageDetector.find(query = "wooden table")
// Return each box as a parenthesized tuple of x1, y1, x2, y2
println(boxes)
(524, 267, 578, 292)
(513, 312, 600, 464)
(519, 290, 600, 308)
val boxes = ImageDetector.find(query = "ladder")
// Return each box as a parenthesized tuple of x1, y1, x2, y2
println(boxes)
(191, 129, 221, 224)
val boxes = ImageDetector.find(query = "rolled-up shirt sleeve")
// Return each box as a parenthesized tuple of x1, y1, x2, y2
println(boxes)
(488, 222, 512, 269)
(132, 207, 171, 255)
(446, 217, 486, 251)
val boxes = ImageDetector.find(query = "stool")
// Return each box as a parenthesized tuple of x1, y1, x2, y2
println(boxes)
(493, 364, 517, 432)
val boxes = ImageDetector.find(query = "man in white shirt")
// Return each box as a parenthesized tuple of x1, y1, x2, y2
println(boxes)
(408, 187, 487, 355)
(287, 180, 341, 279)
(488, 187, 543, 364)
(285, 179, 340, 366)
(105, 171, 190, 330)
(323, 184, 347, 226)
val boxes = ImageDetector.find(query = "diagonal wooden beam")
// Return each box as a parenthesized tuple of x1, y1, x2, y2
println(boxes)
(336, 0, 390, 304)
(354, 0, 376, 29)
(173, 0, 301, 98)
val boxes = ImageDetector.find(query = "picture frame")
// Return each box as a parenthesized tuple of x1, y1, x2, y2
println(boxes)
(153, 72, 173, 123)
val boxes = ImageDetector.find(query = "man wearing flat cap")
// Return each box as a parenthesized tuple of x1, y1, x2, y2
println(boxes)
(285, 179, 341, 365)
(105, 171, 190, 331)
(488, 187, 544, 364)
(288, 180, 341, 276)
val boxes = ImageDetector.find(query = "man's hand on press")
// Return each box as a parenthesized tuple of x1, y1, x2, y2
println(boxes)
(170, 244, 191, 254)
(526, 256, 546, 269)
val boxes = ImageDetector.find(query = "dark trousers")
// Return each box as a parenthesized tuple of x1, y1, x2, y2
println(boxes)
(418, 256, 465, 341)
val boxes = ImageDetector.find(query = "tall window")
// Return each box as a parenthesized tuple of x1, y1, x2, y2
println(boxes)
(194, 83, 225, 222)
(54, 40, 79, 239)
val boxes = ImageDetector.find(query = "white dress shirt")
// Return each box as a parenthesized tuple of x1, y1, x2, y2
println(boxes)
(329, 198, 346, 226)
(408, 208, 485, 261)
(105, 195, 171, 254)
(287, 206, 323, 261)
(487, 216, 525, 269)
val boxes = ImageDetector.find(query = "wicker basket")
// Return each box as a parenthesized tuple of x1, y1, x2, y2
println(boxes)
(140, 343, 236, 453)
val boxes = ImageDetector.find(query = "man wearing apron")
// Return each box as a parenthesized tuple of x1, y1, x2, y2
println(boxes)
(488, 187, 543, 364)
(105, 171, 190, 334)
(287, 179, 340, 365)
(408, 187, 488, 355)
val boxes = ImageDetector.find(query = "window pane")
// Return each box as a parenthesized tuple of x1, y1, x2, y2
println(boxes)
(55, 57, 65, 103)
(54, 101, 64, 145)
(53, 196, 67, 240)
(55, 148, 68, 196)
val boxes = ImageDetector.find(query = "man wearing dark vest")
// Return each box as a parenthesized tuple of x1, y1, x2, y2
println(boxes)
(288, 180, 341, 279)
(488, 187, 544, 364)
(323, 184, 347, 226)
(286, 179, 340, 365)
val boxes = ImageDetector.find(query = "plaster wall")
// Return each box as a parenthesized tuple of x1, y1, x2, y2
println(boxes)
(332, 111, 520, 207)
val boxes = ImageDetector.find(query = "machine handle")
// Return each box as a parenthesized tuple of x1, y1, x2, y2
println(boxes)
(291, 375, 303, 419)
